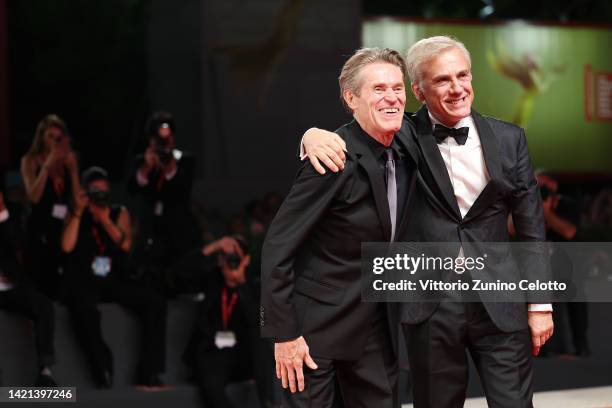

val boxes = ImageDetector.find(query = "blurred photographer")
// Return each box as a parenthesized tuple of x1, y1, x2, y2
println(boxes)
(128, 111, 200, 293)
(61, 167, 167, 389)
(0, 179, 57, 386)
(181, 235, 273, 408)
(20, 114, 80, 298)
(537, 173, 589, 357)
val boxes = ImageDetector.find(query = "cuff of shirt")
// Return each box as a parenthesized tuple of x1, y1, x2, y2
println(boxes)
(0, 209, 9, 223)
(528, 303, 553, 312)
(136, 170, 149, 187)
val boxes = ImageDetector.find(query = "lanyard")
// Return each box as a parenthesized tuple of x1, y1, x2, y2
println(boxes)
(91, 225, 106, 255)
(155, 173, 165, 192)
(221, 287, 238, 330)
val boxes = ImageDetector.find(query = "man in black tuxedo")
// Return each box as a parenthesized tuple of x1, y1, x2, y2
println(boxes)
(301, 36, 554, 407)
(261, 48, 418, 407)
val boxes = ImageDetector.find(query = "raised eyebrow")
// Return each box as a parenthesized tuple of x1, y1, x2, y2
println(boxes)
(432, 74, 450, 82)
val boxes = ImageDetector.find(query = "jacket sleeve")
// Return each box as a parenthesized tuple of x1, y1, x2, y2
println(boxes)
(509, 129, 551, 302)
(260, 160, 351, 340)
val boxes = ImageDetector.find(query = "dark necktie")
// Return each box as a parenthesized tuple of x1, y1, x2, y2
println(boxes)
(385, 149, 397, 241)
(433, 124, 469, 145)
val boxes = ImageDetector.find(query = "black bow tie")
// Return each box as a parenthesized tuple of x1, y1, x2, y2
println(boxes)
(433, 124, 469, 145)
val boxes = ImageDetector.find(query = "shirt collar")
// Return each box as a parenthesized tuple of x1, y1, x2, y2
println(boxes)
(428, 111, 473, 131)
(364, 135, 404, 162)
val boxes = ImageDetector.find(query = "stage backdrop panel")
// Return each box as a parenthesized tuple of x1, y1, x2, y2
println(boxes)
(363, 18, 612, 172)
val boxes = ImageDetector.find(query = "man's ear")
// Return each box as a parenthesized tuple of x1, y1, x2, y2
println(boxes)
(343, 89, 357, 111)
(411, 83, 425, 103)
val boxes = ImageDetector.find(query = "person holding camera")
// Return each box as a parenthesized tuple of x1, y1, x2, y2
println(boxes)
(537, 172, 589, 357)
(182, 235, 274, 408)
(20, 114, 81, 298)
(61, 167, 167, 389)
(0, 183, 57, 386)
(128, 111, 200, 293)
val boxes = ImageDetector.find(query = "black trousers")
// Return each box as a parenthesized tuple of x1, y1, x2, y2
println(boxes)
(282, 318, 398, 408)
(24, 238, 63, 300)
(63, 277, 167, 382)
(403, 302, 533, 408)
(0, 285, 55, 367)
(196, 345, 256, 408)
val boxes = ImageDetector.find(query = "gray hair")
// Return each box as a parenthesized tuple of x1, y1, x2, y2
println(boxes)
(405, 36, 471, 86)
(339, 47, 407, 112)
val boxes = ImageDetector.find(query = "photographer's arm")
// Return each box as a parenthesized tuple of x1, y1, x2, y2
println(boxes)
(62, 190, 88, 253)
(202, 237, 244, 258)
(136, 147, 159, 186)
(542, 198, 577, 240)
(21, 155, 50, 204)
(65, 150, 81, 205)
(99, 207, 132, 252)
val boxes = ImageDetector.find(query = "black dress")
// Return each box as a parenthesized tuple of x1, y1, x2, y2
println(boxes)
(24, 172, 72, 299)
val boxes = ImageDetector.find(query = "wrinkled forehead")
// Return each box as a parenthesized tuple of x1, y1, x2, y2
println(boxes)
(356, 62, 405, 88)
(418, 47, 471, 79)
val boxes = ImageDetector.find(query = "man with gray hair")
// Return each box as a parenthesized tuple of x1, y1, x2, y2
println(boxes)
(261, 47, 418, 407)
(301, 35, 553, 407)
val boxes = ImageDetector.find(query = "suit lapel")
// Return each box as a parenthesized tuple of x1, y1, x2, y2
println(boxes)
(394, 115, 419, 167)
(413, 106, 462, 220)
(394, 115, 419, 239)
(348, 122, 392, 241)
(472, 110, 502, 182)
(464, 110, 503, 221)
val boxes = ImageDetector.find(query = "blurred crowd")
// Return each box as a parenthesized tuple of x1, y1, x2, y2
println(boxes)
(0, 112, 282, 407)
(1, 113, 611, 407)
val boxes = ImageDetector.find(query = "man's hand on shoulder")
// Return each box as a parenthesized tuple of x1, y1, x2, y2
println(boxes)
(528, 311, 554, 356)
(274, 336, 318, 393)
(302, 128, 347, 175)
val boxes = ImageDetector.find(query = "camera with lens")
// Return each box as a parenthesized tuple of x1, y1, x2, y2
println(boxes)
(155, 147, 173, 165)
(153, 134, 174, 166)
(224, 252, 242, 269)
(87, 187, 111, 207)
(540, 185, 554, 200)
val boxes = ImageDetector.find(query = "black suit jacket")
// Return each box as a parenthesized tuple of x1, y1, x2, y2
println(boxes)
(261, 119, 418, 360)
(399, 106, 548, 332)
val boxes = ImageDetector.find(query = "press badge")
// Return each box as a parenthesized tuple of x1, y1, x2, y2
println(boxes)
(91, 256, 112, 277)
(51, 204, 68, 220)
(154, 200, 164, 216)
(215, 331, 237, 349)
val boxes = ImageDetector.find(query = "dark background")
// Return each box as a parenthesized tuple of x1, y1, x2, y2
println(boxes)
(2, 0, 611, 213)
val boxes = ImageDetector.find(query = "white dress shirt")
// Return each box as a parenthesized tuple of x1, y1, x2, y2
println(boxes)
(429, 113, 489, 218)
(429, 112, 551, 312)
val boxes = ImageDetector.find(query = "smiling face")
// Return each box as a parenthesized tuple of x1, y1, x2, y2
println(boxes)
(344, 62, 406, 143)
(412, 47, 474, 127)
